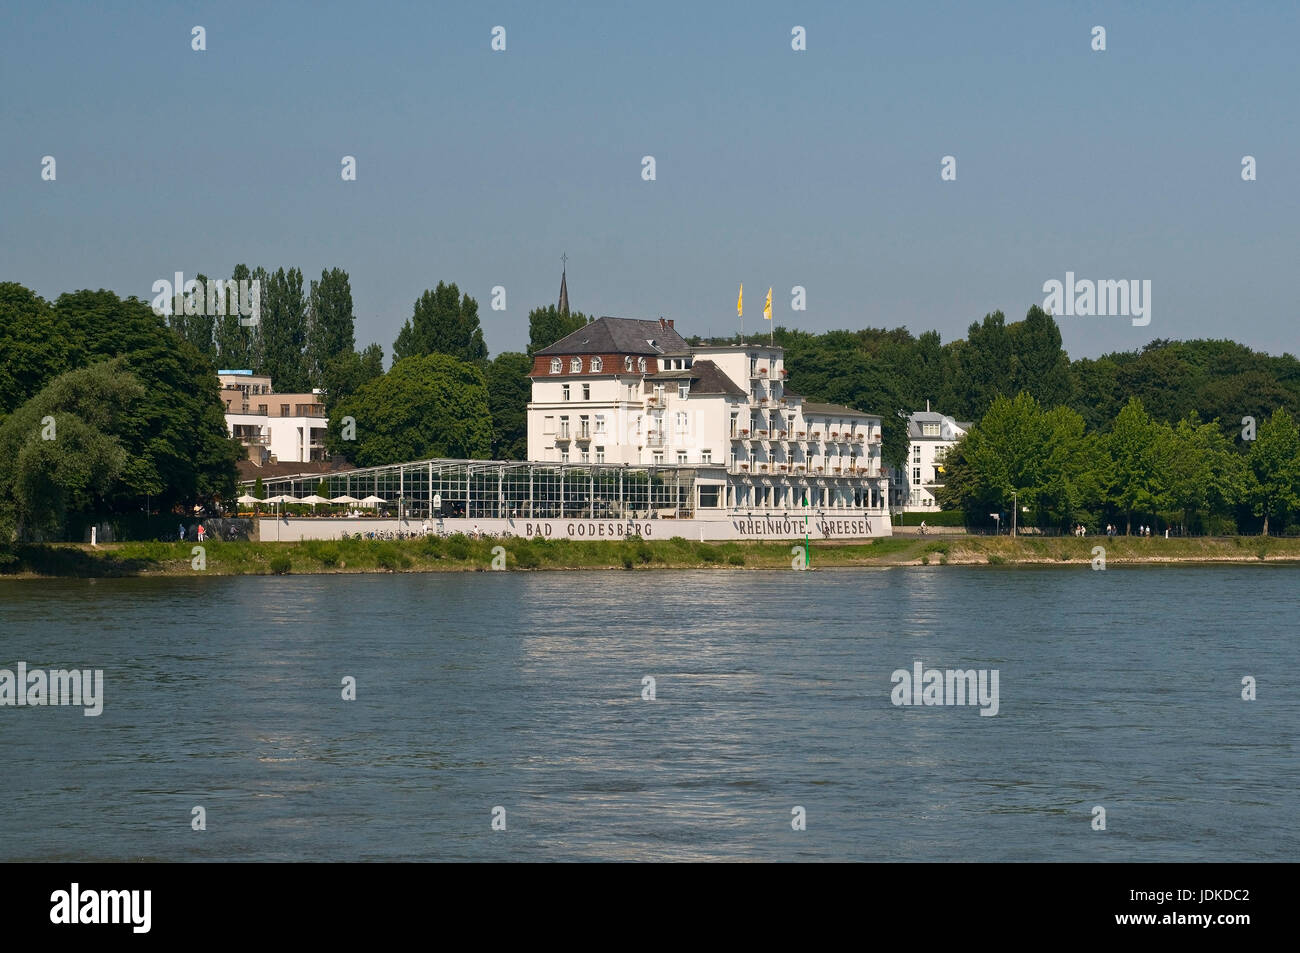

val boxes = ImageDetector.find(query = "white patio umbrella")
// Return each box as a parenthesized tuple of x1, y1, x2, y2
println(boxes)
(360, 495, 385, 507)
(265, 495, 297, 504)
(330, 495, 361, 504)
(300, 494, 330, 505)
(237, 494, 260, 504)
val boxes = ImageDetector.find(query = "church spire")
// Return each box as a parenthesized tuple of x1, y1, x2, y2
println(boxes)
(558, 252, 570, 316)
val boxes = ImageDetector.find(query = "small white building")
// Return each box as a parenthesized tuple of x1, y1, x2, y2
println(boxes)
(218, 370, 329, 465)
(890, 406, 970, 511)
(527, 316, 889, 513)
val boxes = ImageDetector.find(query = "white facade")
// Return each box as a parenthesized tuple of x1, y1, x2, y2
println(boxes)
(891, 410, 969, 511)
(527, 319, 890, 514)
(219, 371, 329, 465)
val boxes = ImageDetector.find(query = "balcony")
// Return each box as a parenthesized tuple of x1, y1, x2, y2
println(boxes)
(733, 430, 748, 440)
(645, 396, 662, 407)
(809, 432, 822, 442)
(575, 431, 592, 443)
(555, 430, 571, 442)
(646, 432, 666, 447)
(236, 433, 271, 446)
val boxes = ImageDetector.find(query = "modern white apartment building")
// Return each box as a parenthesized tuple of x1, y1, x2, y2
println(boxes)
(218, 370, 329, 465)
(890, 406, 970, 511)
(527, 316, 889, 512)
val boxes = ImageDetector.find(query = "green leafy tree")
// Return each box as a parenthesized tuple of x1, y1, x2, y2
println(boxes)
(1245, 408, 1300, 535)
(259, 266, 308, 390)
(527, 305, 589, 356)
(0, 283, 79, 420)
(0, 361, 145, 540)
(1009, 306, 1073, 409)
(330, 353, 492, 466)
(306, 268, 356, 387)
(393, 282, 487, 364)
(215, 263, 257, 369)
(486, 351, 532, 460)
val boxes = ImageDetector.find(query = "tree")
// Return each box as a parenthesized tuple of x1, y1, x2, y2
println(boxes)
(50, 289, 241, 513)
(1245, 408, 1300, 535)
(0, 283, 78, 420)
(321, 343, 384, 418)
(486, 351, 532, 460)
(392, 282, 487, 365)
(1009, 306, 1073, 409)
(330, 353, 492, 466)
(1105, 398, 1165, 534)
(215, 263, 257, 370)
(527, 304, 589, 356)
(259, 266, 308, 391)
(306, 267, 356, 387)
(0, 361, 144, 540)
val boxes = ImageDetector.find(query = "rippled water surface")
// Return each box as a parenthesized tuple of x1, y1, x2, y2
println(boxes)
(1, 566, 1296, 861)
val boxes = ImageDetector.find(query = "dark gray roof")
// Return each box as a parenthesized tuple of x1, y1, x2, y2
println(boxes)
(907, 411, 970, 440)
(646, 360, 746, 396)
(801, 401, 878, 419)
(534, 316, 691, 356)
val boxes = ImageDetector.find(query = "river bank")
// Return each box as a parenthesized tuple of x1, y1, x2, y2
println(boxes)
(3, 534, 1300, 577)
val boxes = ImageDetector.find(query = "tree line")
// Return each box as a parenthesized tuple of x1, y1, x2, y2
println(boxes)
(938, 393, 1299, 535)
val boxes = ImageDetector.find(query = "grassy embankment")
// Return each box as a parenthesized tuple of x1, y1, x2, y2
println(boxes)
(3, 533, 1300, 577)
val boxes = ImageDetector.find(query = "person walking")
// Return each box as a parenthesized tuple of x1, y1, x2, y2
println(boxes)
(178, 523, 186, 542)
(197, 523, 206, 543)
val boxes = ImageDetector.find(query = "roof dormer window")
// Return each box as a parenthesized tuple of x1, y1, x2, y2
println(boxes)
(570, 357, 582, 373)
(624, 356, 634, 372)
(550, 358, 561, 374)
(591, 356, 603, 373)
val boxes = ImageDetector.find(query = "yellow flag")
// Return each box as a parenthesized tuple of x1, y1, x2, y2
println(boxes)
(763, 287, 772, 321)
(737, 284, 743, 317)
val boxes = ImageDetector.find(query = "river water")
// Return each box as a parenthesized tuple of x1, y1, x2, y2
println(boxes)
(1, 566, 1295, 861)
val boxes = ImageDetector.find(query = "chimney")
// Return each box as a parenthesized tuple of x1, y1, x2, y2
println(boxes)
(667, 319, 674, 328)
(659, 317, 667, 330)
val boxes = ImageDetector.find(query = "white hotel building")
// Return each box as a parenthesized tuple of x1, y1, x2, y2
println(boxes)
(218, 370, 328, 465)
(890, 407, 970, 511)
(527, 316, 889, 513)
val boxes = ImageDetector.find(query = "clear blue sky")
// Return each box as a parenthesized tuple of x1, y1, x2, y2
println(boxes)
(3, 1, 1297, 362)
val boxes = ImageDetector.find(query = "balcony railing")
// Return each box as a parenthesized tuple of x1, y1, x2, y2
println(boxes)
(646, 433, 666, 447)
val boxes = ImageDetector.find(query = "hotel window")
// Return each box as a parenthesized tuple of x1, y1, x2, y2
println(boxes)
(912, 445, 921, 463)
(637, 357, 646, 372)
(595, 447, 605, 463)
(678, 382, 689, 399)
(561, 450, 569, 463)
(591, 356, 603, 372)
(677, 452, 687, 465)
(749, 355, 757, 377)
(280, 404, 290, 417)
(699, 485, 721, 508)
(913, 467, 921, 485)
(559, 416, 570, 437)
(595, 415, 606, 434)
(654, 384, 665, 403)
(625, 356, 634, 372)
(580, 450, 590, 463)
(257, 404, 267, 415)
(562, 384, 570, 401)
(570, 357, 582, 373)
(701, 449, 712, 464)
(582, 383, 591, 400)
(550, 358, 561, 374)
(730, 412, 738, 436)
(922, 422, 940, 437)
(653, 451, 664, 465)
(579, 415, 590, 437)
